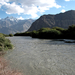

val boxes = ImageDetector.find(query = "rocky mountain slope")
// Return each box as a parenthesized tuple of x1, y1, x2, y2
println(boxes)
(28, 10, 75, 31)
(0, 16, 34, 34)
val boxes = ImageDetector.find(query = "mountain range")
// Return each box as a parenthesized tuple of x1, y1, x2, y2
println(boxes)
(28, 10, 75, 31)
(0, 16, 34, 34)
(1, 10, 75, 34)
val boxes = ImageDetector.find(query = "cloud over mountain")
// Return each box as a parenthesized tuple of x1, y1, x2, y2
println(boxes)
(0, 0, 61, 18)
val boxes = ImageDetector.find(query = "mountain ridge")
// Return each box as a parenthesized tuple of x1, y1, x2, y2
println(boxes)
(0, 17, 34, 34)
(28, 10, 75, 31)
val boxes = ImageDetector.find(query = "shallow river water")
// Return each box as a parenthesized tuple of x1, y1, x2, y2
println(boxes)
(4, 36, 75, 75)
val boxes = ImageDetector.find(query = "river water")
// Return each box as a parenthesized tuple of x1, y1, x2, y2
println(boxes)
(4, 36, 75, 75)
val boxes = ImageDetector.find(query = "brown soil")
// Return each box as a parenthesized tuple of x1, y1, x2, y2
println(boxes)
(0, 56, 23, 75)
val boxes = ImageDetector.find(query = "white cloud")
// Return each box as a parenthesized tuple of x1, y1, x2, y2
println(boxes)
(5, 2, 24, 15)
(65, 0, 70, 1)
(17, 16, 24, 20)
(61, 9, 66, 13)
(0, 0, 61, 18)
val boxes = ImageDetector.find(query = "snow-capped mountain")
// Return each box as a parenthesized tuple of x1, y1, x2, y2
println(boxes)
(1, 16, 19, 22)
(0, 16, 34, 34)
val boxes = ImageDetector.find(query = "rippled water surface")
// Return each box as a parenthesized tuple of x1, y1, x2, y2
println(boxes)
(4, 36, 75, 75)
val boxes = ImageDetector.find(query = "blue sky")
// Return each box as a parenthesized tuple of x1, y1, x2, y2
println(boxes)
(0, 0, 75, 20)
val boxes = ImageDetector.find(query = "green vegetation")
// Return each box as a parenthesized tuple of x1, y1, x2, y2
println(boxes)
(0, 33, 13, 52)
(9, 34, 13, 37)
(0, 33, 13, 37)
(14, 25, 75, 39)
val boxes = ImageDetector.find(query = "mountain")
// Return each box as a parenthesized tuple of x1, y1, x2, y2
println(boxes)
(0, 16, 34, 34)
(28, 10, 75, 31)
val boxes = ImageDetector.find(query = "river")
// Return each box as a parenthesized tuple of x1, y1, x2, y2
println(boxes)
(4, 36, 75, 75)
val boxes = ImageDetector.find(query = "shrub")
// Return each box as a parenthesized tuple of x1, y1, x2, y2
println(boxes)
(52, 27, 65, 32)
(65, 25, 75, 39)
(38, 28, 51, 32)
(31, 30, 39, 38)
(0, 33, 13, 52)
(9, 34, 13, 37)
(4, 43, 13, 50)
(48, 29, 61, 34)
(36, 28, 62, 39)
(0, 33, 4, 38)
(0, 46, 3, 51)
(68, 25, 75, 31)
(46, 29, 62, 39)
(0, 37, 6, 43)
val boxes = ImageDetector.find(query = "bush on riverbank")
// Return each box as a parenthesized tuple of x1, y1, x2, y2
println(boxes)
(9, 34, 13, 37)
(14, 25, 75, 39)
(0, 33, 13, 53)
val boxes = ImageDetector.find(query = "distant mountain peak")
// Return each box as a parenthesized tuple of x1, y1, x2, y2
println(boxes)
(0, 17, 34, 34)
(4, 16, 17, 21)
